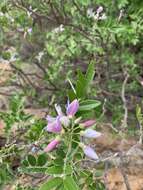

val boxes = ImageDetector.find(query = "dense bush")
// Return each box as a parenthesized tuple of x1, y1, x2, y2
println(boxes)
(1, 0, 143, 123)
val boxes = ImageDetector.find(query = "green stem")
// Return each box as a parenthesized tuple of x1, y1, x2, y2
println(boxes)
(63, 119, 75, 176)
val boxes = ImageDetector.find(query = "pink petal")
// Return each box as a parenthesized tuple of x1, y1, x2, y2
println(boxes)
(55, 104, 64, 116)
(44, 138, 60, 152)
(81, 120, 96, 128)
(83, 146, 99, 160)
(60, 116, 70, 127)
(66, 99, 79, 117)
(46, 117, 62, 133)
(46, 115, 56, 123)
(81, 129, 101, 138)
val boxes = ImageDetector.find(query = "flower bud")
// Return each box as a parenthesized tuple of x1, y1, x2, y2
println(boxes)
(80, 120, 96, 128)
(74, 117, 82, 124)
(44, 137, 60, 152)
(97, 6, 103, 14)
(66, 99, 79, 117)
(83, 145, 99, 160)
(80, 129, 101, 138)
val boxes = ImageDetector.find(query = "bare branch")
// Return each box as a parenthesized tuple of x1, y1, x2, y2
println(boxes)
(121, 71, 129, 129)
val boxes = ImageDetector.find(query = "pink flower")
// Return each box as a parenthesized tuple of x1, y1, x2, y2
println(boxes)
(44, 138, 60, 152)
(83, 145, 99, 160)
(81, 129, 101, 138)
(46, 115, 56, 123)
(80, 120, 96, 128)
(46, 117, 62, 133)
(60, 116, 70, 127)
(66, 99, 79, 117)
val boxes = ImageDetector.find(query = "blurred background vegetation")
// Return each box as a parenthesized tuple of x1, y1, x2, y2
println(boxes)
(1, 0, 143, 127)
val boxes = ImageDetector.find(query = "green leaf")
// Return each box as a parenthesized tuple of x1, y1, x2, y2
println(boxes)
(37, 154, 47, 166)
(46, 166, 63, 175)
(79, 100, 101, 111)
(22, 159, 29, 167)
(76, 70, 87, 98)
(76, 62, 95, 99)
(55, 184, 66, 190)
(78, 0, 89, 6)
(27, 154, 36, 166)
(85, 62, 95, 89)
(39, 177, 62, 190)
(63, 176, 80, 190)
(56, 148, 66, 158)
(19, 167, 47, 173)
(68, 89, 77, 101)
(65, 165, 73, 175)
(68, 62, 95, 100)
(54, 158, 64, 166)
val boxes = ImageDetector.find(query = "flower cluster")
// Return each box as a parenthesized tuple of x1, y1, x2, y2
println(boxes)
(87, 6, 107, 21)
(44, 99, 101, 160)
(53, 24, 64, 33)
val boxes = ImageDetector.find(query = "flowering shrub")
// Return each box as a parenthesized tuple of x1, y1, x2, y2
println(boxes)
(38, 98, 102, 189)
(0, 61, 104, 189)
(44, 99, 101, 155)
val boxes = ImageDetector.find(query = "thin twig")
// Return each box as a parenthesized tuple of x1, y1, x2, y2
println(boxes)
(136, 107, 143, 144)
(139, 121, 143, 144)
(121, 71, 129, 129)
(33, 61, 59, 90)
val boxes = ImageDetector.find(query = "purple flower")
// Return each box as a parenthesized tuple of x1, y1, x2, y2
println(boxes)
(46, 115, 56, 123)
(44, 138, 60, 152)
(80, 120, 96, 128)
(66, 99, 79, 117)
(46, 117, 62, 133)
(27, 27, 32, 34)
(83, 145, 99, 160)
(60, 116, 70, 127)
(96, 6, 103, 14)
(81, 129, 101, 138)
